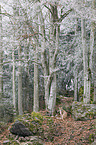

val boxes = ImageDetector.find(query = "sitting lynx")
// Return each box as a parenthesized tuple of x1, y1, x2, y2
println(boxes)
(59, 107, 67, 119)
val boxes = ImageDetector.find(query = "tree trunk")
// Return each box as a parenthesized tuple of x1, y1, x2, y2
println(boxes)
(48, 24, 58, 115)
(40, 4, 72, 114)
(48, 74, 56, 115)
(40, 10, 49, 109)
(0, 5, 3, 99)
(81, 18, 90, 103)
(33, 11, 39, 112)
(93, 29, 96, 101)
(33, 38, 39, 112)
(74, 71, 78, 101)
(18, 45, 23, 115)
(91, 0, 96, 102)
(23, 36, 30, 111)
(74, 17, 78, 101)
(12, 49, 16, 109)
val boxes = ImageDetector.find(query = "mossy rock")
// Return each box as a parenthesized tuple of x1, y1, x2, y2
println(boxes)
(10, 112, 56, 142)
(72, 102, 96, 120)
(13, 112, 44, 136)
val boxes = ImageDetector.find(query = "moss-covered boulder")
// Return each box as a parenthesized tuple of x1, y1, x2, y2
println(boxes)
(72, 102, 96, 121)
(12, 112, 44, 136)
(9, 112, 56, 142)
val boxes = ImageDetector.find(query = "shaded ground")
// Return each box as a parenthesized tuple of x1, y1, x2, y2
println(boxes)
(0, 97, 96, 145)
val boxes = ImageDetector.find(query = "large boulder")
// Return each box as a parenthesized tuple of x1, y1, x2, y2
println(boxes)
(10, 120, 33, 137)
(72, 102, 96, 121)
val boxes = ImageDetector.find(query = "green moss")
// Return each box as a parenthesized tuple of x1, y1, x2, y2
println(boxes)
(79, 86, 84, 98)
(10, 112, 57, 142)
(13, 112, 44, 136)
(31, 112, 43, 122)
(14, 113, 31, 122)
(89, 133, 94, 143)
(79, 85, 94, 103)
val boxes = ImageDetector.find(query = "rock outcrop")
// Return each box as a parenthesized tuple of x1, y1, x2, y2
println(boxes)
(72, 102, 96, 121)
(10, 120, 33, 137)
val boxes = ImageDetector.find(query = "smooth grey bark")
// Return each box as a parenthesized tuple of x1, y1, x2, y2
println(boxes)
(33, 38, 39, 112)
(13, 0, 23, 114)
(74, 17, 78, 101)
(93, 28, 96, 101)
(18, 45, 23, 115)
(23, 35, 30, 111)
(74, 70, 78, 101)
(48, 23, 58, 115)
(33, 11, 39, 112)
(40, 10, 49, 109)
(40, 11, 58, 115)
(91, 0, 96, 102)
(40, 3, 72, 115)
(12, 49, 16, 109)
(25, 48, 30, 111)
(81, 18, 90, 103)
(88, 0, 96, 102)
(94, 78, 96, 102)
(0, 5, 3, 99)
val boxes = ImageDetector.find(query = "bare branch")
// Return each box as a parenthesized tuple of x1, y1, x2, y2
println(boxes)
(44, 4, 53, 14)
(0, 12, 12, 17)
(58, 9, 73, 22)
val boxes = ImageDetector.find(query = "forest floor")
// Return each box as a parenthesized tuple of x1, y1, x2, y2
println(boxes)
(0, 97, 96, 145)
(41, 97, 96, 145)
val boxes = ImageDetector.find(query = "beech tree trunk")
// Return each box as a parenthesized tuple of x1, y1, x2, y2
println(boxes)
(74, 17, 78, 101)
(23, 35, 30, 111)
(48, 23, 59, 115)
(0, 5, 3, 99)
(40, 3, 72, 115)
(93, 31, 96, 101)
(81, 18, 90, 103)
(91, 0, 96, 102)
(74, 70, 78, 101)
(33, 38, 39, 112)
(12, 49, 16, 109)
(33, 11, 39, 112)
(18, 45, 23, 115)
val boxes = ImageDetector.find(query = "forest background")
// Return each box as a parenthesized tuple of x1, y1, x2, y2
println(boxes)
(0, 0, 96, 117)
